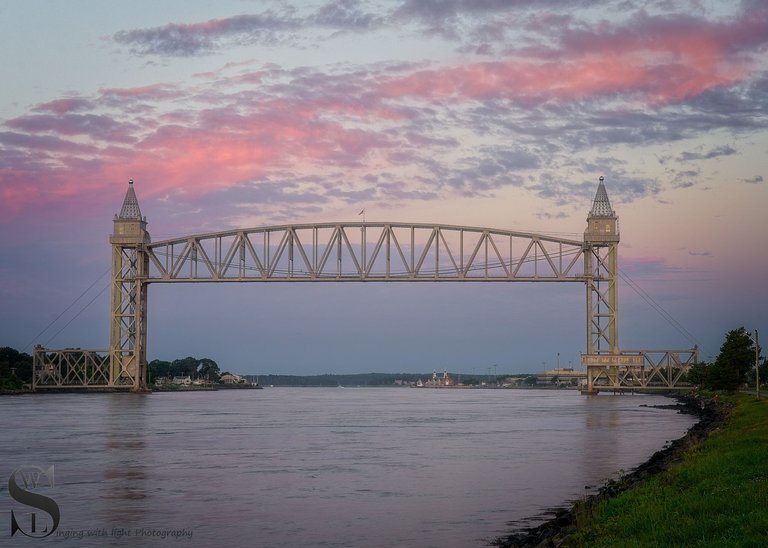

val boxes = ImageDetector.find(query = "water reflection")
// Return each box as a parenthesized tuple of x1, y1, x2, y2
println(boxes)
(99, 394, 149, 522)
(2, 389, 694, 547)
(580, 396, 623, 490)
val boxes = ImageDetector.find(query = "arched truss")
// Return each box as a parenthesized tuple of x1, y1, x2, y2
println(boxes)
(144, 223, 590, 283)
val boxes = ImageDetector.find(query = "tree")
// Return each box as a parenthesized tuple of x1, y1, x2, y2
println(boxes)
(197, 358, 221, 382)
(148, 359, 172, 383)
(708, 327, 756, 391)
(684, 362, 710, 386)
(523, 375, 538, 386)
(170, 356, 200, 378)
(0, 347, 33, 389)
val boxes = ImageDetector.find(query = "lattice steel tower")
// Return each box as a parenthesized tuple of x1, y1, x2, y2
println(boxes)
(582, 176, 620, 391)
(109, 179, 150, 391)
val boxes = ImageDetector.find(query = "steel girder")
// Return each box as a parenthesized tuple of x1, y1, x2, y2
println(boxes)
(144, 223, 589, 283)
(586, 348, 700, 390)
(32, 347, 111, 389)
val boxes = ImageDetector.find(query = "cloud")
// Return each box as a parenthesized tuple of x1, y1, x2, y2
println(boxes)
(688, 250, 712, 257)
(312, 0, 384, 30)
(6, 113, 139, 144)
(112, 2, 384, 57)
(621, 255, 674, 277)
(113, 11, 303, 56)
(671, 169, 699, 189)
(32, 97, 94, 114)
(679, 145, 737, 161)
(535, 211, 568, 220)
(4, 1, 768, 231)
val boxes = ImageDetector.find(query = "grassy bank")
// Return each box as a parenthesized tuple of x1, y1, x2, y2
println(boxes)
(567, 394, 768, 547)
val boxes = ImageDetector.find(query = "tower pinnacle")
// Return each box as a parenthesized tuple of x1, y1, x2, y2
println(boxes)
(584, 176, 619, 245)
(589, 176, 615, 218)
(118, 179, 143, 220)
(111, 179, 150, 245)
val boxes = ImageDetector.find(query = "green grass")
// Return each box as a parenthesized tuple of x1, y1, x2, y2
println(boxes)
(567, 395, 768, 547)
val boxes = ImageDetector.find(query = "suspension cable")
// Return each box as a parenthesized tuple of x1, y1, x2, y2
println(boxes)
(42, 283, 110, 347)
(617, 267, 705, 354)
(23, 266, 111, 351)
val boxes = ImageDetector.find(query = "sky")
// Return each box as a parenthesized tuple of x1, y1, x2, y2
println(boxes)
(1, 0, 766, 376)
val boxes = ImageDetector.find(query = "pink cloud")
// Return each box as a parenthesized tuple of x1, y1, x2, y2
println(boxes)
(376, 7, 767, 106)
(2, 4, 767, 225)
(32, 97, 94, 115)
(0, 89, 399, 219)
(378, 17, 751, 107)
(376, 57, 737, 106)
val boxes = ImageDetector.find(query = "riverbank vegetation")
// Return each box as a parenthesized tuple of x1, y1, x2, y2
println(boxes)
(566, 393, 767, 546)
(685, 327, 765, 391)
(0, 347, 32, 389)
(149, 356, 224, 383)
(495, 326, 766, 547)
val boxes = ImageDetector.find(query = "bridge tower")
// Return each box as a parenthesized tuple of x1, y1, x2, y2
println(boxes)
(109, 179, 150, 391)
(583, 176, 620, 394)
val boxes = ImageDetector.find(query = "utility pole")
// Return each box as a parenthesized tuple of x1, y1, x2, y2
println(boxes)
(755, 330, 760, 401)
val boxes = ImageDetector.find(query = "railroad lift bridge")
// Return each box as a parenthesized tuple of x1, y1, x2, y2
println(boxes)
(33, 177, 698, 393)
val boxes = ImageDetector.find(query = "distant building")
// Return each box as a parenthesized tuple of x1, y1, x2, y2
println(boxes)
(172, 376, 192, 386)
(220, 373, 244, 384)
(537, 368, 586, 386)
(421, 370, 455, 388)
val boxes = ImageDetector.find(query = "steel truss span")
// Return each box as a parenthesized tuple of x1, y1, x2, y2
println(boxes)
(32, 178, 699, 393)
(145, 223, 588, 283)
(33, 348, 111, 388)
(582, 349, 700, 391)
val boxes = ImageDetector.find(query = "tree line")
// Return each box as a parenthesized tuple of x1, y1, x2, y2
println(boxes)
(1, 327, 765, 391)
(0, 347, 32, 389)
(148, 357, 225, 383)
(685, 327, 765, 391)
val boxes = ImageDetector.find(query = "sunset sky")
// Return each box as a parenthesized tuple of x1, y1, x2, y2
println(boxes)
(1, 0, 766, 375)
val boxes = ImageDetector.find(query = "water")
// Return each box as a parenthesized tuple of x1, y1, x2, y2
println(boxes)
(1, 389, 695, 547)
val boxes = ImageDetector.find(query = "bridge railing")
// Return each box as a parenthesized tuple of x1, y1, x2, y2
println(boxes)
(145, 223, 590, 282)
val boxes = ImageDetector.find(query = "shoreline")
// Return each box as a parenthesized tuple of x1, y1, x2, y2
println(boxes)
(490, 393, 730, 547)
(0, 385, 262, 395)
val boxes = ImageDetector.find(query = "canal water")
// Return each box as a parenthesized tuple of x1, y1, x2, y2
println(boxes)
(1, 388, 695, 547)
